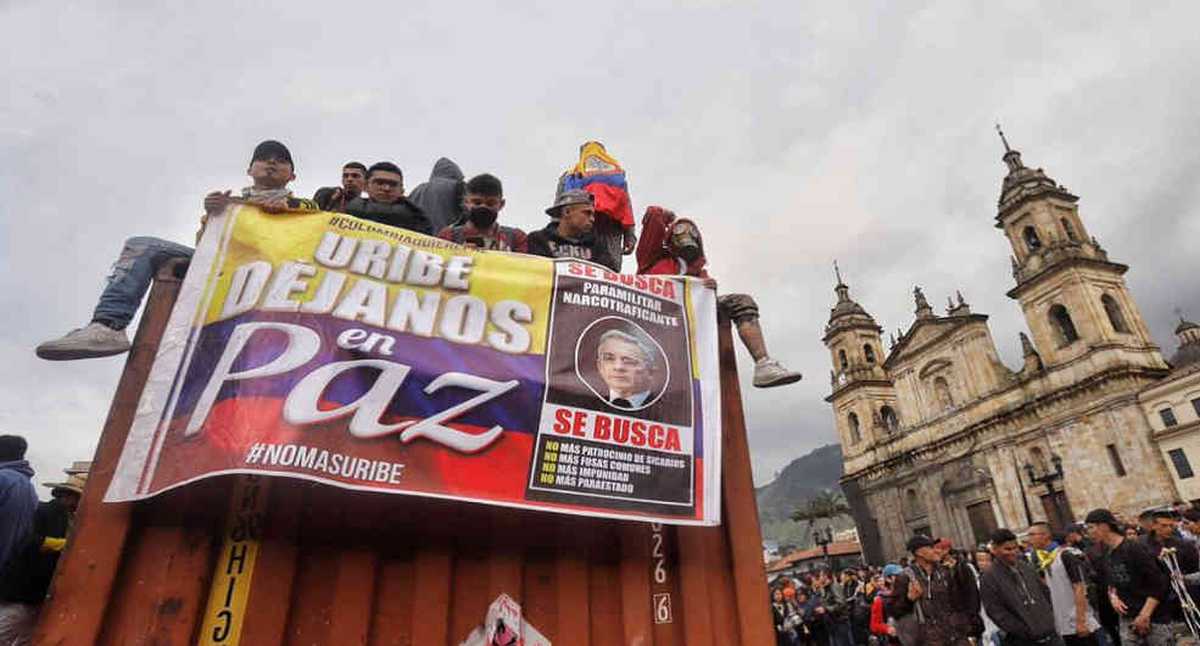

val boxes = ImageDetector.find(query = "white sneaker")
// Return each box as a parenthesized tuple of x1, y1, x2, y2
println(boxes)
(36, 322, 131, 361)
(753, 358, 802, 388)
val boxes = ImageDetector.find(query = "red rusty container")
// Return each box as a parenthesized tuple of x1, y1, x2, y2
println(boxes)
(32, 266, 773, 645)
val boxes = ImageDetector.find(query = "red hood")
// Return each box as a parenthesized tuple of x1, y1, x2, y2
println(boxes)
(636, 206, 707, 277)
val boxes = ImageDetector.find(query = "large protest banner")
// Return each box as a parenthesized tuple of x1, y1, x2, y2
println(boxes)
(106, 206, 722, 525)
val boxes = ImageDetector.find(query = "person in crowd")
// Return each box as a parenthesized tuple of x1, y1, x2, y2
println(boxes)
(1086, 509, 1174, 646)
(0, 437, 36, 572)
(0, 468, 85, 645)
(1183, 510, 1200, 546)
(635, 205, 803, 388)
(341, 162, 431, 233)
(409, 157, 466, 233)
(819, 569, 856, 646)
(1065, 524, 1091, 552)
(774, 586, 803, 646)
(797, 586, 828, 646)
(980, 528, 1061, 646)
(526, 190, 614, 267)
(312, 161, 367, 212)
(1027, 522, 1102, 646)
(1142, 510, 1198, 569)
(844, 569, 873, 646)
(36, 140, 316, 360)
(0, 436, 38, 644)
(437, 174, 527, 252)
(871, 564, 904, 645)
(1137, 512, 1156, 537)
(886, 534, 977, 646)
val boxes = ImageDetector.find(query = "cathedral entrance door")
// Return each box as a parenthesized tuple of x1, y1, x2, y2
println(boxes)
(966, 501, 998, 547)
(1040, 490, 1075, 532)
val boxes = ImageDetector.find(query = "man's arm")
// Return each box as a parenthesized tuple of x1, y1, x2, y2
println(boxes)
(979, 570, 1031, 639)
(1133, 544, 1169, 632)
(1062, 551, 1091, 635)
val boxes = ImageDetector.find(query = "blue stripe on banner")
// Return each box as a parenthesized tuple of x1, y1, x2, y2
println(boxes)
(561, 173, 628, 191)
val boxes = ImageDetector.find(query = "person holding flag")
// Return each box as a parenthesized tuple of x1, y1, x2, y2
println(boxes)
(555, 141, 636, 272)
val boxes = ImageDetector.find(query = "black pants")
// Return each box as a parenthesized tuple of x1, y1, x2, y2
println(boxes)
(1062, 634, 1101, 646)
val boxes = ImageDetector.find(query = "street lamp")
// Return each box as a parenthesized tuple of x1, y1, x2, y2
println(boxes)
(812, 526, 834, 570)
(1024, 454, 1067, 529)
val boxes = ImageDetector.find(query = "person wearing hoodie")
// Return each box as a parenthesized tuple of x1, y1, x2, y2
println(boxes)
(437, 174, 527, 252)
(409, 157, 465, 233)
(0, 436, 37, 576)
(526, 189, 615, 268)
(635, 205, 802, 388)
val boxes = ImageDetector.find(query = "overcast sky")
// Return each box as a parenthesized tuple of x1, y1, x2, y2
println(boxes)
(3, 1, 1199, 494)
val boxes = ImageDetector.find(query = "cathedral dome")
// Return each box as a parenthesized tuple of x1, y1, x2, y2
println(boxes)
(1169, 318, 1200, 372)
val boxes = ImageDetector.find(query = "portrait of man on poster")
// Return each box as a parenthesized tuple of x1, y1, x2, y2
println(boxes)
(593, 328, 660, 410)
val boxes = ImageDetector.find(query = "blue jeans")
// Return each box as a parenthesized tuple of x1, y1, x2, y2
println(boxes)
(92, 236, 193, 329)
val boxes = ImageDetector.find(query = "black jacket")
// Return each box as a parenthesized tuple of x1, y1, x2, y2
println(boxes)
(527, 223, 614, 268)
(979, 559, 1057, 641)
(0, 499, 72, 603)
(342, 197, 432, 235)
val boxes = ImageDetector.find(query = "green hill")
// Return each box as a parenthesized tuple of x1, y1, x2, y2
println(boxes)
(755, 443, 855, 549)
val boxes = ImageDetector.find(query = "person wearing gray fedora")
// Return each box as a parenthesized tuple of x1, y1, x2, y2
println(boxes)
(527, 189, 615, 268)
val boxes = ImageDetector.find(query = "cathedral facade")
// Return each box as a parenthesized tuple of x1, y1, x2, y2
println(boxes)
(827, 140, 1187, 563)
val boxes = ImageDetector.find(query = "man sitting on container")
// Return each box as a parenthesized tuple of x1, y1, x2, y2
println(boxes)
(312, 161, 367, 212)
(635, 205, 801, 388)
(437, 174, 527, 252)
(341, 162, 432, 234)
(36, 140, 316, 360)
(526, 189, 614, 267)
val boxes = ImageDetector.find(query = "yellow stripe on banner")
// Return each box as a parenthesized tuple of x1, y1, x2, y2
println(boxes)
(198, 476, 268, 646)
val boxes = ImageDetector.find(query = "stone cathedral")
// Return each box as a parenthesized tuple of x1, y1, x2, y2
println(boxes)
(826, 138, 1198, 563)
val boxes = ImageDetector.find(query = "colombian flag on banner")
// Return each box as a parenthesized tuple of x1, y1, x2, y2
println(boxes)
(107, 205, 722, 525)
(558, 141, 634, 228)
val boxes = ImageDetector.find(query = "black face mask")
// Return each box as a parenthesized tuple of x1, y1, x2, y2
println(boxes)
(468, 206, 498, 229)
(677, 242, 701, 263)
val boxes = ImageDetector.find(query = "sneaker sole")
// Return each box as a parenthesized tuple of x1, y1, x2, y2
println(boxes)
(753, 373, 803, 388)
(36, 345, 130, 361)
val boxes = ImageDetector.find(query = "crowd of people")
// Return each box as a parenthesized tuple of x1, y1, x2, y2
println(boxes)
(771, 505, 1200, 646)
(33, 138, 803, 389)
(0, 436, 84, 645)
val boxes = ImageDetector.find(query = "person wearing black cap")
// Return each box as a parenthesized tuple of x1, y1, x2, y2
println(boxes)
(437, 174, 527, 252)
(1085, 508, 1175, 646)
(526, 189, 615, 267)
(36, 139, 315, 361)
(885, 534, 977, 646)
(341, 162, 432, 234)
(312, 161, 368, 212)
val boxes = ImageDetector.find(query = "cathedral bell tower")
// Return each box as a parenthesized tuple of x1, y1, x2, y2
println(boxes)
(824, 266, 900, 458)
(994, 128, 1166, 370)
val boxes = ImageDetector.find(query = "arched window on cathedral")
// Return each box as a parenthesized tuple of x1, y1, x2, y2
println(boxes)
(864, 344, 876, 364)
(1023, 226, 1043, 251)
(1049, 304, 1080, 345)
(1102, 294, 1129, 333)
(1062, 218, 1078, 242)
(881, 406, 899, 432)
(848, 412, 861, 444)
(934, 376, 954, 411)
(838, 349, 849, 371)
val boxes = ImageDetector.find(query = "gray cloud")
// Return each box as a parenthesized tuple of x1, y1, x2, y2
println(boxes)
(2, 1, 1199, 491)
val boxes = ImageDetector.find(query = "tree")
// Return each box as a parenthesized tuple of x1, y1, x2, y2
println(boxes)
(790, 489, 850, 524)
